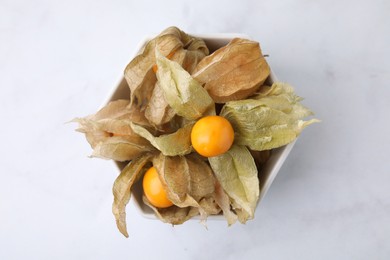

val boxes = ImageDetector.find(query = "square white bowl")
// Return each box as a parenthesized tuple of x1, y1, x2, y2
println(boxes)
(104, 33, 296, 220)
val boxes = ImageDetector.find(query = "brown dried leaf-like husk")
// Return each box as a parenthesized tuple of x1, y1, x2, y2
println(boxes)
(192, 38, 270, 103)
(143, 197, 221, 225)
(185, 154, 216, 200)
(231, 200, 252, 224)
(152, 153, 215, 221)
(73, 100, 154, 161)
(213, 180, 238, 225)
(144, 82, 176, 128)
(143, 178, 221, 225)
(112, 153, 154, 237)
(143, 196, 199, 225)
(125, 26, 209, 128)
(198, 197, 221, 215)
(90, 135, 153, 162)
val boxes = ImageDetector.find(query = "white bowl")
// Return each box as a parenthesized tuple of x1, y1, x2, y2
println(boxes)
(104, 34, 296, 220)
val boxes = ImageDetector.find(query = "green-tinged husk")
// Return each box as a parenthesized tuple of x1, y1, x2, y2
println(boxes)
(209, 145, 259, 222)
(155, 50, 215, 120)
(130, 122, 194, 156)
(221, 82, 320, 151)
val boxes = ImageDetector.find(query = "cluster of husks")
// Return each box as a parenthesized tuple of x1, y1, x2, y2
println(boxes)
(74, 27, 318, 237)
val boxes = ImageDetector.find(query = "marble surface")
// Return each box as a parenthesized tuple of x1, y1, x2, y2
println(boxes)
(1, 0, 389, 259)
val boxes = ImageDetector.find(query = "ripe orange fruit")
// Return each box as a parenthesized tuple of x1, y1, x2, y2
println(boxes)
(143, 167, 173, 208)
(191, 115, 235, 157)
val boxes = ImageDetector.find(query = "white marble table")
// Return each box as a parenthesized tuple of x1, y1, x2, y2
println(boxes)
(1, 0, 389, 259)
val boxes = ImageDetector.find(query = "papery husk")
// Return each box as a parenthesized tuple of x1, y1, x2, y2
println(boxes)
(192, 38, 270, 103)
(152, 153, 216, 222)
(198, 197, 221, 215)
(112, 153, 154, 237)
(90, 136, 154, 162)
(143, 196, 199, 225)
(145, 43, 208, 128)
(73, 100, 154, 161)
(213, 180, 238, 225)
(221, 82, 320, 151)
(144, 82, 176, 129)
(143, 187, 221, 225)
(125, 26, 209, 128)
(155, 50, 215, 120)
(252, 83, 306, 114)
(208, 145, 259, 221)
(184, 154, 216, 200)
(130, 122, 194, 156)
(231, 201, 252, 224)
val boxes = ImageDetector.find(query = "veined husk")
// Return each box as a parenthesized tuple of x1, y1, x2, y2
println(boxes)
(150, 153, 215, 222)
(73, 100, 154, 161)
(112, 153, 154, 237)
(192, 38, 270, 103)
(142, 196, 200, 225)
(125, 26, 209, 129)
(155, 50, 215, 121)
(144, 82, 176, 129)
(143, 196, 222, 225)
(213, 180, 238, 225)
(220, 82, 320, 151)
(130, 122, 194, 156)
(143, 153, 237, 225)
(209, 145, 259, 222)
(111, 152, 221, 235)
